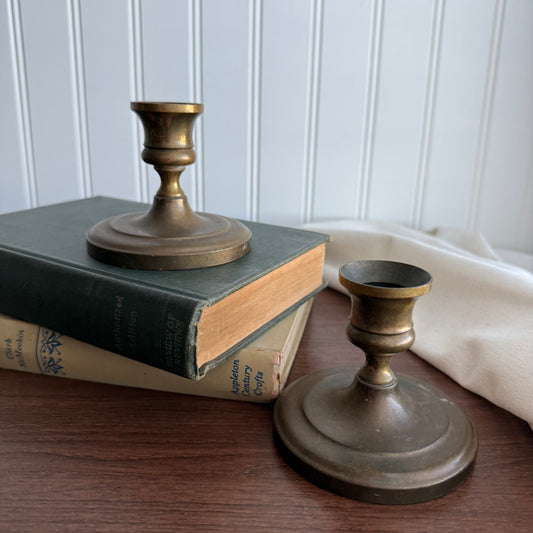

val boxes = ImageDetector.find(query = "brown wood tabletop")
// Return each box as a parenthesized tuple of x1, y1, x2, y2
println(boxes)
(1, 288, 531, 533)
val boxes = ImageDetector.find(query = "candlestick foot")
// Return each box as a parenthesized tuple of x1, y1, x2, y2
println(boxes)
(274, 367, 477, 504)
(87, 199, 251, 270)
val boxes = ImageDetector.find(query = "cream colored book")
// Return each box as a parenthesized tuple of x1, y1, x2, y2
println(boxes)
(0, 299, 313, 403)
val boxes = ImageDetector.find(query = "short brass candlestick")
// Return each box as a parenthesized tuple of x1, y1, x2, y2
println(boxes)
(87, 102, 251, 270)
(274, 260, 478, 504)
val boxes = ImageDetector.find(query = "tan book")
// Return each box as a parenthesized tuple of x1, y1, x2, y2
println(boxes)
(0, 299, 312, 403)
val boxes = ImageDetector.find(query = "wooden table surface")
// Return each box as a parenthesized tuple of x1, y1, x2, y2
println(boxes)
(1, 289, 531, 533)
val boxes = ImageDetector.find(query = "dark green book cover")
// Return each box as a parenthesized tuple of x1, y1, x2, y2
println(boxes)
(0, 197, 327, 379)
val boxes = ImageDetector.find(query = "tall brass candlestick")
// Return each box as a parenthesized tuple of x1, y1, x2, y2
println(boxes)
(274, 260, 478, 504)
(87, 102, 251, 270)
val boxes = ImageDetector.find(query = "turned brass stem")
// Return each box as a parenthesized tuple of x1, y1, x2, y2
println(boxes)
(357, 352, 396, 387)
(154, 167, 186, 198)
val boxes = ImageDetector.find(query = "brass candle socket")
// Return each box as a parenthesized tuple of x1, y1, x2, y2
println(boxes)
(273, 260, 478, 504)
(87, 102, 251, 270)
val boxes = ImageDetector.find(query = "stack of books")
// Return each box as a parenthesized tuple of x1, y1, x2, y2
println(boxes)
(0, 197, 328, 402)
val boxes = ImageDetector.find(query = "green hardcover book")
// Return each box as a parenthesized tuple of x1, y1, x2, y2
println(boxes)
(0, 197, 327, 379)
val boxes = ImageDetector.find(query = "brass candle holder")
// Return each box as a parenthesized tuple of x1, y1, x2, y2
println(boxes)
(273, 260, 478, 504)
(87, 102, 251, 270)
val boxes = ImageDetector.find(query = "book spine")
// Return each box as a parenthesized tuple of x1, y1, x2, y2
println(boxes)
(0, 248, 200, 379)
(0, 314, 281, 403)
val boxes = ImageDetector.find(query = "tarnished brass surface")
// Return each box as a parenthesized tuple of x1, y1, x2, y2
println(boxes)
(273, 260, 478, 504)
(86, 102, 251, 270)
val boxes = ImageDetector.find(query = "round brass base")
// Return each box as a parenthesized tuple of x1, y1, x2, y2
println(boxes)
(273, 367, 478, 505)
(86, 202, 251, 270)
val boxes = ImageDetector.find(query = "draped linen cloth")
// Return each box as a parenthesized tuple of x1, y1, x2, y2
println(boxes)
(301, 220, 533, 428)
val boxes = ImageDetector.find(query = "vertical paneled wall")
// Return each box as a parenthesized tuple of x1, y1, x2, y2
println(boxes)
(1, 0, 532, 252)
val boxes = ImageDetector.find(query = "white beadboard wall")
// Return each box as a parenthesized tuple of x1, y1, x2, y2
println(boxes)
(1, 0, 532, 252)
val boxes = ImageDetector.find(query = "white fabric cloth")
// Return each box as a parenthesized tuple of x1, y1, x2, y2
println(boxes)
(302, 220, 533, 428)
